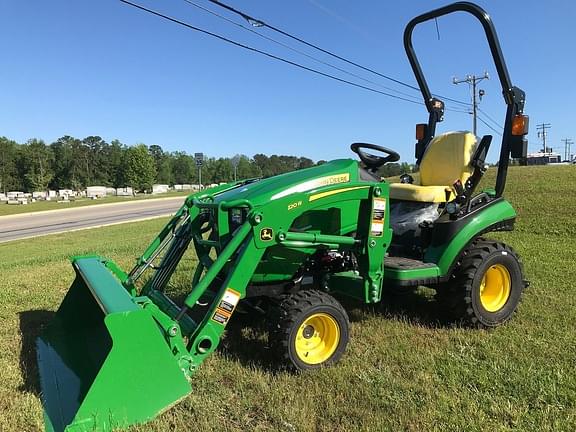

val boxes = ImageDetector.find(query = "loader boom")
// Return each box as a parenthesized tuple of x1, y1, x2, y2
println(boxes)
(38, 160, 393, 431)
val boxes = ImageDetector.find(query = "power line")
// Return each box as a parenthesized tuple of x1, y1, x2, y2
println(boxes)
(477, 115, 502, 136)
(183, 0, 469, 111)
(445, 107, 472, 114)
(304, 0, 374, 42)
(477, 107, 503, 130)
(180, 0, 423, 102)
(120, 0, 425, 105)
(202, 0, 471, 107)
(122, 1, 468, 116)
(204, 0, 420, 90)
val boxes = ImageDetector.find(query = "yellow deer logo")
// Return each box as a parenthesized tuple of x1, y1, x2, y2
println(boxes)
(260, 228, 274, 241)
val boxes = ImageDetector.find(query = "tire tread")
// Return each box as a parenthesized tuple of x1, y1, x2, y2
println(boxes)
(437, 237, 526, 328)
(268, 290, 349, 370)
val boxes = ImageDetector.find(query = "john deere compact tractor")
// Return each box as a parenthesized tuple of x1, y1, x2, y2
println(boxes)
(37, 2, 530, 431)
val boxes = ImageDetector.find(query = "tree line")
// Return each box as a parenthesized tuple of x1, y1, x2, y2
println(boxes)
(0, 135, 413, 193)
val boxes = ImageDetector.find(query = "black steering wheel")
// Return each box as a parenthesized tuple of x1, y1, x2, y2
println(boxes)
(350, 143, 400, 170)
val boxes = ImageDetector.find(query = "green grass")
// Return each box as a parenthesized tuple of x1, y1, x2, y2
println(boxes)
(0, 191, 190, 216)
(1, 165, 575, 431)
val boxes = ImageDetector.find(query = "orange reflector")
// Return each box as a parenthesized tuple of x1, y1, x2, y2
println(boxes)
(512, 115, 529, 136)
(416, 123, 427, 140)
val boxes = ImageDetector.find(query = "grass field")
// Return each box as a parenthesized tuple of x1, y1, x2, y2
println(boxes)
(0, 165, 575, 431)
(0, 191, 190, 217)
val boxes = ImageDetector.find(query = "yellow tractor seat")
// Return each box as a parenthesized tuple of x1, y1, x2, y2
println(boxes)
(390, 131, 477, 203)
(389, 183, 453, 203)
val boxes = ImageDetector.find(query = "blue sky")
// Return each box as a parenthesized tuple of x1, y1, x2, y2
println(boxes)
(1, 1, 574, 163)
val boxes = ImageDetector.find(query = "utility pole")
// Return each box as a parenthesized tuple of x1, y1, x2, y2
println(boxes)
(562, 138, 573, 162)
(536, 123, 552, 153)
(453, 71, 489, 136)
(231, 155, 240, 182)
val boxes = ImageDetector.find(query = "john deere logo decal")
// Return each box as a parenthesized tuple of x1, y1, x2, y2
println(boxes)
(260, 228, 274, 241)
(270, 173, 350, 200)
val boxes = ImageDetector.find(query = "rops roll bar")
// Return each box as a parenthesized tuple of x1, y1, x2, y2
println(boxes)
(403, 2, 527, 197)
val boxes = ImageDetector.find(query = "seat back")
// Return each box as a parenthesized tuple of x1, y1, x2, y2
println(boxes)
(419, 132, 476, 186)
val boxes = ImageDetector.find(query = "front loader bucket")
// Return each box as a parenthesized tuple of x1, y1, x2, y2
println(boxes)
(37, 257, 192, 432)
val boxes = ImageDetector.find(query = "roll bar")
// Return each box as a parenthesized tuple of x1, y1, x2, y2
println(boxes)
(404, 2, 527, 197)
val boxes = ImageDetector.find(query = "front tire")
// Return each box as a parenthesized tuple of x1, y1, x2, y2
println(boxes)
(269, 290, 349, 370)
(437, 238, 527, 328)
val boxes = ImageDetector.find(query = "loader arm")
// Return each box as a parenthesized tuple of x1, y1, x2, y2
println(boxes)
(129, 177, 393, 355)
(37, 169, 393, 431)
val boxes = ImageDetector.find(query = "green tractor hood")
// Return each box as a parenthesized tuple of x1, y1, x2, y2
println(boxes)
(214, 159, 361, 206)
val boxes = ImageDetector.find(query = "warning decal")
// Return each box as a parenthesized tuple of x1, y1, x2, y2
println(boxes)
(211, 288, 241, 326)
(212, 310, 230, 325)
(371, 198, 386, 237)
(373, 199, 386, 211)
(220, 289, 241, 309)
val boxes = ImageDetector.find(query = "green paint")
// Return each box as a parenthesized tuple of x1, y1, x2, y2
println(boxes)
(38, 158, 519, 431)
(38, 258, 191, 432)
(425, 199, 516, 275)
(384, 265, 440, 281)
(328, 271, 366, 302)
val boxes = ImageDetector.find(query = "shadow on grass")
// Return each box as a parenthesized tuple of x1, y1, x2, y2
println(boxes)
(216, 289, 458, 372)
(379, 288, 450, 328)
(338, 287, 453, 329)
(18, 309, 55, 395)
(15, 292, 452, 387)
(218, 312, 279, 373)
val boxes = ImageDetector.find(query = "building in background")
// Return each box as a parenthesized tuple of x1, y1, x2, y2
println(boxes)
(116, 187, 134, 197)
(86, 186, 107, 198)
(152, 184, 169, 194)
(526, 152, 562, 165)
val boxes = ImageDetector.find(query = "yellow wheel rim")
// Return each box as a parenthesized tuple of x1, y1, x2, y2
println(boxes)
(479, 264, 511, 312)
(294, 313, 340, 365)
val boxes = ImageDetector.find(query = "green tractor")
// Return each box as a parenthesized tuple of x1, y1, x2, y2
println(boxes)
(37, 2, 530, 431)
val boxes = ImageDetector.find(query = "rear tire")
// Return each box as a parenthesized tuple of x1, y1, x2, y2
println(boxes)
(437, 238, 527, 328)
(269, 290, 349, 370)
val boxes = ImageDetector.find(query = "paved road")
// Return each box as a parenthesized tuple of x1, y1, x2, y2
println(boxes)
(0, 197, 185, 243)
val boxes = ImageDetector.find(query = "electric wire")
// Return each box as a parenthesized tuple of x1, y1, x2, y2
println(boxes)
(445, 107, 472, 114)
(121, 1, 471, 114)
(204, 0, 419, 91)
(477, 115, 503, 136)
(305, 0, 377, 43)
(203, 0, 471, 106)
(180, 0, 423, 102)
(477, 107, 504, 130)
(120, 0, 433, 105)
